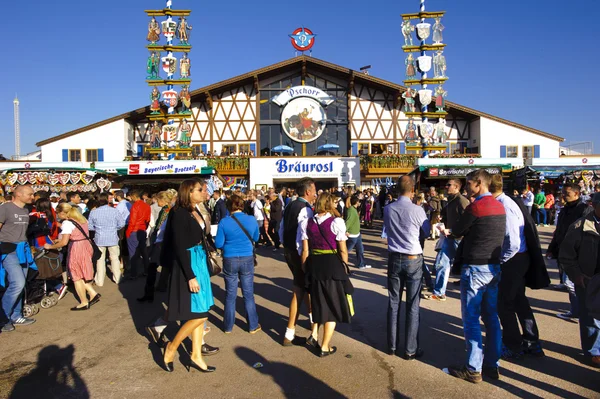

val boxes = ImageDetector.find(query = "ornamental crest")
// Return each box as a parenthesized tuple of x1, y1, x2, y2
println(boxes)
(417, 55, 432, 73)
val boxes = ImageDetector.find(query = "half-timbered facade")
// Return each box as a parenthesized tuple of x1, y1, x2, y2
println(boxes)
(36, 56, 563, 188)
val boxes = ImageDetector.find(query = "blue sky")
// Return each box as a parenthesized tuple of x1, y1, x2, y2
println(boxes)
(1, 0, 598, 156)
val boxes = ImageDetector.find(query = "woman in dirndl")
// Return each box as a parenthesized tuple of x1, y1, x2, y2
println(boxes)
(44, 203, 99, 311)
(302, 192, 353, 357)
(161, 179, 216, 373)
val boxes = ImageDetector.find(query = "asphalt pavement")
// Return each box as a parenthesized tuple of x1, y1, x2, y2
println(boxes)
(0, 223, 598, 399)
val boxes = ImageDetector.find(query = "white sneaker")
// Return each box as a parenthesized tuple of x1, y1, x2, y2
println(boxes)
(358, 265, 372, 270)
(56, 284, 68, 301)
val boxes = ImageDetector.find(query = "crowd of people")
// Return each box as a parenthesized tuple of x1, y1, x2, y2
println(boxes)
(0, 175, 598, 381)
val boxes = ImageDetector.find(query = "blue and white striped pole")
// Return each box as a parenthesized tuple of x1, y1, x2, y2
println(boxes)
(166, 0, 175, 143)
(420, 0, 427, 127)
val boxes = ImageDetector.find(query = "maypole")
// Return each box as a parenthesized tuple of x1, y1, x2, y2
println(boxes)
(145, 0, 193, 159)
(401, 1, 448, 155)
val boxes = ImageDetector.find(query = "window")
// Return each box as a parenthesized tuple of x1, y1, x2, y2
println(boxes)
(221, 145, 235, 155)
(86, 149, 98, 162)
(192, 145, 202, 156)
(522, 145, 534, 159)
(69, 149, 81, 162)
(238, 144, 250, 154)
(506, 146, 518, 158)
(448, 142, 467, 155)
(371, 144, 385, 154)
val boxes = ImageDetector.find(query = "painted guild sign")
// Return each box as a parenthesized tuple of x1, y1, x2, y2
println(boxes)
(273, 86, 335, 143)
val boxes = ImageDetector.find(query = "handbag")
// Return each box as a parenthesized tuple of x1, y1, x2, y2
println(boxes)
(230, 213, 258, 266)
(33, 249, 63, 279)
(313, 216, 355, 315)
(195, 209, 222, 277)
(69, 220, 102, 264)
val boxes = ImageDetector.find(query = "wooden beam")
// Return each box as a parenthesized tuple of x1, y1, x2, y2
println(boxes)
(205, 91, 213, 109)
(301, 60, 307, 85)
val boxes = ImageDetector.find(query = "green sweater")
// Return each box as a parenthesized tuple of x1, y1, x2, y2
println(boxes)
(534, 192, 546, 207)
(345, 206, 360, 235)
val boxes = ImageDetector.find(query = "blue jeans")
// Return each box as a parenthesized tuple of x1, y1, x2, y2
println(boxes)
(223, 256, 259, 332)
(575, 285, 600, 357)
(1, 252, 28, 322)
(460, 264, 502, 372)
(387, 253, 422, 354)
(346, 235, 365, 268)
(535, 208, 547, 225)
(127, 230, 149, 278)
(560, 267, 579, 317)
(433, 238, 459, 296)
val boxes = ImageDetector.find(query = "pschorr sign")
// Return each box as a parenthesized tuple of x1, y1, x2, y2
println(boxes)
(128, 160, 208, 175)
(272, 86, 335, 106)
(428, 167, 501, 178)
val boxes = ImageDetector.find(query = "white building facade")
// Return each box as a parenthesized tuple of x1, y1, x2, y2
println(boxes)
(35, 57, 564, 187)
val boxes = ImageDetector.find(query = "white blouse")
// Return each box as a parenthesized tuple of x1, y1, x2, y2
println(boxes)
(301, 212, 347, 242)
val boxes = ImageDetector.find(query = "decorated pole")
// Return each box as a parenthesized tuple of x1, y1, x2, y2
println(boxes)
(419, 0, 427, 128)
(165, 0, 175, 145)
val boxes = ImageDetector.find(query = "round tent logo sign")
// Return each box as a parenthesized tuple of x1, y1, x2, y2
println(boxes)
(281, 97, 326, 143)
(289, 27, 315, 52)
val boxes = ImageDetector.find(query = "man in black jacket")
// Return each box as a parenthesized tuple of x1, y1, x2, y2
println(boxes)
(547, 183, 592, 322)
(211, 189, 227, 226)
(269, 193, 283, 250)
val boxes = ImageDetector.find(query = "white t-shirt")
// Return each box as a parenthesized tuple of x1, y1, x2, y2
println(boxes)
(60, 220, 75, 235)
(252, 200, 264, 222)
(301, 213, 348, 242)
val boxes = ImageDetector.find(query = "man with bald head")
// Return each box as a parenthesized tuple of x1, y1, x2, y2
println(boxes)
(0, 185, 36, 332)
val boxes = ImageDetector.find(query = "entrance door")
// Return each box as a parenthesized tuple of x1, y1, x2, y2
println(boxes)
(273, 179, 338, 192)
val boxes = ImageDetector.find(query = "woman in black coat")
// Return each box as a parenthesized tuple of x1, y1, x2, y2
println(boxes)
(161, 179, 216, 373)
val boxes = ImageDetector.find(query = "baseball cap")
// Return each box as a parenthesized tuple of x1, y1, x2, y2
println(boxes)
(50, 193, 59, 198)
(592, 192, 600, 204)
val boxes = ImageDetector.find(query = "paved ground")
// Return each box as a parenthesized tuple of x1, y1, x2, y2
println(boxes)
(0, 223, 598, 399)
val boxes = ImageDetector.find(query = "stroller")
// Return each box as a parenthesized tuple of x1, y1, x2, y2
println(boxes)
(21, 249, 62, 317)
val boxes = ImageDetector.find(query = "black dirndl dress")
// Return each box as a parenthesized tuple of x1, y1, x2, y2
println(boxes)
(305, 252, 353, 324)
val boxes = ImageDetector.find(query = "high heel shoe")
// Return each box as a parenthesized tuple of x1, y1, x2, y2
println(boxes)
(162, 344, 174, 372)
(186, 358, 216, 373)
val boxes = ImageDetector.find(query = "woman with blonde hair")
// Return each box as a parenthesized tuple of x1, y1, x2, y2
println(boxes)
(44, 203, 99, 311)
(301, 192, 353, 357)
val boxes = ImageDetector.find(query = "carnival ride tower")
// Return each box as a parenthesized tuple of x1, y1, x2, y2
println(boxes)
(401, 0, 449, 154)
(13, 95, 20, 158)
(145, 0, 194, 159)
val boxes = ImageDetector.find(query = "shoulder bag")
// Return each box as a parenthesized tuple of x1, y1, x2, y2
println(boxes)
(312, 216, 355, 316)
(69, 219, 102, 264)
(231, 213, 258, 266)
(194, 209, 222, 276)
(33, 249, 63, 279)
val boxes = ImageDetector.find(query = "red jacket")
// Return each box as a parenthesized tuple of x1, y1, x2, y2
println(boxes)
(126, 200, 151, 238)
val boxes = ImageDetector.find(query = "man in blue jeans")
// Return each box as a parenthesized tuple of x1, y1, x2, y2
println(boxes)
(444, 170, 506, 383)
(383, 176, 430, 360)
(0, 185, 36, 332)
(345, 196, 371, 270)
(423, 179, 469, 302)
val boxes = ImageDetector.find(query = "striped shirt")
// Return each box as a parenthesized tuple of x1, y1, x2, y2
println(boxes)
(88, 205, 126, 247)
